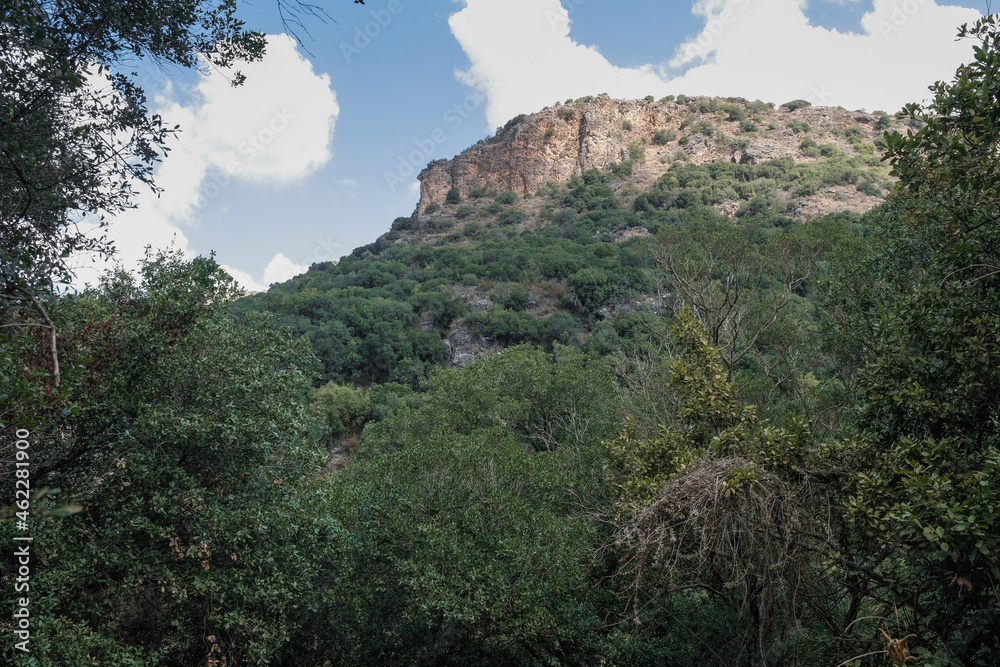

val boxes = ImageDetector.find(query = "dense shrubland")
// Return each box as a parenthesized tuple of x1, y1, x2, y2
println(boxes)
(4, 15, 1000, 667)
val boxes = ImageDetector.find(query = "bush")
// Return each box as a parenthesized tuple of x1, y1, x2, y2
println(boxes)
(781, 99, 812, 111)
(470, 187, 489, 199)
(496, 190, 518, 205)
(628, 141, 646, 163)
(424, 203, 440, 214)
(739, 120, 759, 133)
(843, 126, 866, 143)
(499, 208, 526, 226)
(622, 120, 633, 131)
(455, 205, 474, 219)
(427, 219, 455, 232)
(653, 129, 677, 145)
(691, 119, 716, 136)
(644, 95, 655, 102)
(720, 103, 747, 122)
(818, 143, 841, 158)
(856, 180, 881, 196)
(787, 121, 811, 134)
(446, 188, 462, 205)
(463, 221, 486, 238)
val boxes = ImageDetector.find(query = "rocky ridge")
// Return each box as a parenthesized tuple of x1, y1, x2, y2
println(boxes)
(416, 93, 892, 219)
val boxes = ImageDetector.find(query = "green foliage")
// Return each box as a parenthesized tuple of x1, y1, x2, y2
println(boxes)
(445, 188, 462, 204)
(829, 15, 1000, 660)
(0, 0, 268, 303)
(652, 128, 676, 145)
(1, 250, 343, 665)
(495, 190, 518, 205)
(781, 99, 812, 111)
(311, 382, 371, 443)
(498, 207, 525, 225)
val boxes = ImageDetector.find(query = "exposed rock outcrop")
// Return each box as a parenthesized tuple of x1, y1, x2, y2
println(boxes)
(415, 95, 890, 214)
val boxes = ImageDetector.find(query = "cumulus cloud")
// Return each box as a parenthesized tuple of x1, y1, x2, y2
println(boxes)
(71, 34, 338, 290)
(669, 0, 979, 110)
(449, 0, 672, 128)
(449, 0, 980, 127)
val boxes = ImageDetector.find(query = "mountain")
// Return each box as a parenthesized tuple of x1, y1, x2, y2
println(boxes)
(416, 93, 890, 219)
(234, 94, 895, 392)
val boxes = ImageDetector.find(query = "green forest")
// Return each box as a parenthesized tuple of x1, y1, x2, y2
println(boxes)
(3, 5, 1000, 666)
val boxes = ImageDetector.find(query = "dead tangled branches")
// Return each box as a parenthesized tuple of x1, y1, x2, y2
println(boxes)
(616, 456, 829, 638)
(881, 628, 918, 665)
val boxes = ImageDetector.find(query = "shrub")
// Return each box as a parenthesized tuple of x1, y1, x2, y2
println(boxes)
(653, 129, 677, 145)
(794, 182, 819, 197)
(691, 119, 716, 136)
(496, 190, 518, 205)
(622, 120, 633, 131)
(446, 188, 462, 205)
(455, 205, 474, 219)
(787, 120, 811, 134)
(643, 95, 655, 102)
(843, 126, 866, 143)
(856, 180, 881, 196)
(736, 196, 769, 218)
(781, 99, 812, 111)
(427, 219, 454, 232)
(491, 284, 531, 311)
(424, 203, 440, 214)
(818, 143, 841, 157)
(739, 120, 759, 133)
(470, 187, 489, 199)
(499, 208, 526, 226)
(628, 141, 646, 163)
(720, 103, 747, 122)
(463, 221, 486, 238)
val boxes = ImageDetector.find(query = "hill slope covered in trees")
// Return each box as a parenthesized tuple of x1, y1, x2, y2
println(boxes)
(4, 15, 1000, 667)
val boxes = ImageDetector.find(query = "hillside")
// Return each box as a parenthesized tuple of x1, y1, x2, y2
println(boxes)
(416, 94, 893, 218)
(235, 95, 894, 390)
(12, 12, 1000, 664)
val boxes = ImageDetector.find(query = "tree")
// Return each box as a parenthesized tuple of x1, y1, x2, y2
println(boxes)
(1, 250, 343, 665)
(606, 309, 836, 666)
(316, 345, 621, 665)
(830, 14, 1000, 663)
(0, 1, 360, 311)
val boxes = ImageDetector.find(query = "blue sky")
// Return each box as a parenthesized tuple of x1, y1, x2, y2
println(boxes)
(74, 0, 986, 291)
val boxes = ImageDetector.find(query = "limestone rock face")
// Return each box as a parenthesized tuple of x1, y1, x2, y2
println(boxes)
(417, 96, 682, 211)
(415, 95, 888, 214)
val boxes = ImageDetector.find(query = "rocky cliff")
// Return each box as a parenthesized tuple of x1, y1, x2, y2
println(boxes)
(416, 94, 890, 215)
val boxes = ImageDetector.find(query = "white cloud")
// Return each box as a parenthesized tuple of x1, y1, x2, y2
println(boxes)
(263, 253, 308, 285)
(221, 253, 308, 293)
(669, 0, 979, 111)
(335, 178, 359, 187)
(71, 34, 338, 289)
(449, 0, 673, 128)
(449, 0, 980, 127)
